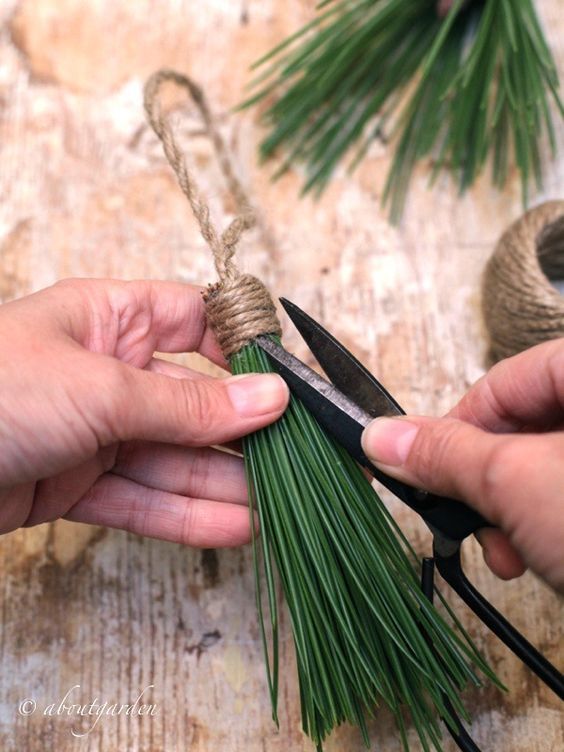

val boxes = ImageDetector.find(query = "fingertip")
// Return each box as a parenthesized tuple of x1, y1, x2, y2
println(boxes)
(225, 373, 289, 419)
(189, 501, 253, 548)
(476, 528, 527, 581)
(361, 417, 420, 466)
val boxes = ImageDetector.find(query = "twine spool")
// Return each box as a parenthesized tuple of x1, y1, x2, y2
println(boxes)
(482, 200, 564, 362)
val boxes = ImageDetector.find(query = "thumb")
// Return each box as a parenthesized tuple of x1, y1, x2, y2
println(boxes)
(362, 416, 564, 589)
(361, 415, 529, 527)
(361, 415, 522, 577)
(100, 362, 289, 447)
(361, 415, 525, 525)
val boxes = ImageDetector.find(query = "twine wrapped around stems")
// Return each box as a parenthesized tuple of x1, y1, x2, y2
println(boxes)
(482, 201, 564, 362)
(143, 69, 281, 358)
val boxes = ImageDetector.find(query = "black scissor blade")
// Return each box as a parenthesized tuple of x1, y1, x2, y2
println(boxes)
(279, 297, 403, 419)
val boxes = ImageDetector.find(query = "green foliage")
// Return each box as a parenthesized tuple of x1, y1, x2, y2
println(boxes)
(241, 0, 563, 222)
(231, 338, 501, 751)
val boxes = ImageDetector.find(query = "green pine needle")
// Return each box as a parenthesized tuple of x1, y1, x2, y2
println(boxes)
(232, 338, 502, 751)
(239, 0, 563, 222)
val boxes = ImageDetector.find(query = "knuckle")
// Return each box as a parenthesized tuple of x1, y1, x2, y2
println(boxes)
(47, 278, 83, 307)
(180, 500, 198, 546)
(96, 359, 136, 441)
(53, 277, 81, 291)
(479, 438, 522, 517)
(107, 357, 133, 402)
(408, 420, 462, 489)
(187, 448, 213, 498)
(178, 378, 220, 439)
(52, 277, 99, 300)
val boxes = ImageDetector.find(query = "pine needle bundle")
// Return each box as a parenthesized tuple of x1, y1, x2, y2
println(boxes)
(241, 0, 564, 221)
(144, 70, 500, 752)
(232, 340, 499, 750)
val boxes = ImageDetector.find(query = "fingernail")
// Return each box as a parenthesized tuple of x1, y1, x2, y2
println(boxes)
(361, 417, 419, 466)
(226, 374, 289, 418)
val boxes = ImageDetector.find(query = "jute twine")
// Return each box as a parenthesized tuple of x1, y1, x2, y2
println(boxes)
(143, 70, 564, 365)
(143, 69, 281, 358)
(482, 200, 564, 362)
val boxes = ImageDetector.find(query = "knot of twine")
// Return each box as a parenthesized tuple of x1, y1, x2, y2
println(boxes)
(143, 69, 281, 358)
(482, 200, 564, 362)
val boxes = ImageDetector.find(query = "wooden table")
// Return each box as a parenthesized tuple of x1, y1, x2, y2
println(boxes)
(0, 2, 562, 750)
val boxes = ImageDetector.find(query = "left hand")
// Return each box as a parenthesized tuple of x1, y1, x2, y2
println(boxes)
(0, 278, 289, 547)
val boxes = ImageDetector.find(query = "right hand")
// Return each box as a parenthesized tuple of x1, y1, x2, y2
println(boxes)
(362, 339, 564, 594)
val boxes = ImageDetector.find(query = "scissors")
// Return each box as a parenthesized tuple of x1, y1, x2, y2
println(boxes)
(255, 298, 563, 749)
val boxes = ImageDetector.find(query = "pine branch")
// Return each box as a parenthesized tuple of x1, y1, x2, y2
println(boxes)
(241, 0, 563, 222)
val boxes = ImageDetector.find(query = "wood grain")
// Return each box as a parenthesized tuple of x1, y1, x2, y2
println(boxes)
(0, 1, 562, 750)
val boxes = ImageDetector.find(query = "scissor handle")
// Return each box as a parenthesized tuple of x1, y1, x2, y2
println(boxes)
(363, 455, 490, 541)
(417, 491, 489, 541)
(433, 544, 564, 700)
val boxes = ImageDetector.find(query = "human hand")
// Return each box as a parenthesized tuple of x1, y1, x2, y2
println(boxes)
(0, 279, 288, 546)
(362, 339, 564, 593)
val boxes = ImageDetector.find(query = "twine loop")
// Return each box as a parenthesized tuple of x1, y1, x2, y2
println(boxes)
(482, 200, 564, 362)
(143, 69, 281, 357)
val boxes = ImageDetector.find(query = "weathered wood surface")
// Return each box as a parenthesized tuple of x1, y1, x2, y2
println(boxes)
(0, 1, 562, 750)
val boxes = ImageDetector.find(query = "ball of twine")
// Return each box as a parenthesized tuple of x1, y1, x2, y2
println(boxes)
(482, 200, 564, 362)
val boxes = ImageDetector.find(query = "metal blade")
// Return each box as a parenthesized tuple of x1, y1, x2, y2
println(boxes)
(279, 298, 403, 418)
(255, 335, 372, 464)
(255, 335, 434, 516)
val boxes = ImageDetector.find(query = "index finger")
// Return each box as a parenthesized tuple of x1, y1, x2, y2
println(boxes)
(41, 278, 228, 369)
(109, 279, 227, 367)
(448, 338, 564, 432)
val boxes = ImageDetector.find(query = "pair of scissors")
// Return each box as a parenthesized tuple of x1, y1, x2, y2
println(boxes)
(255, 298, 563, 741)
